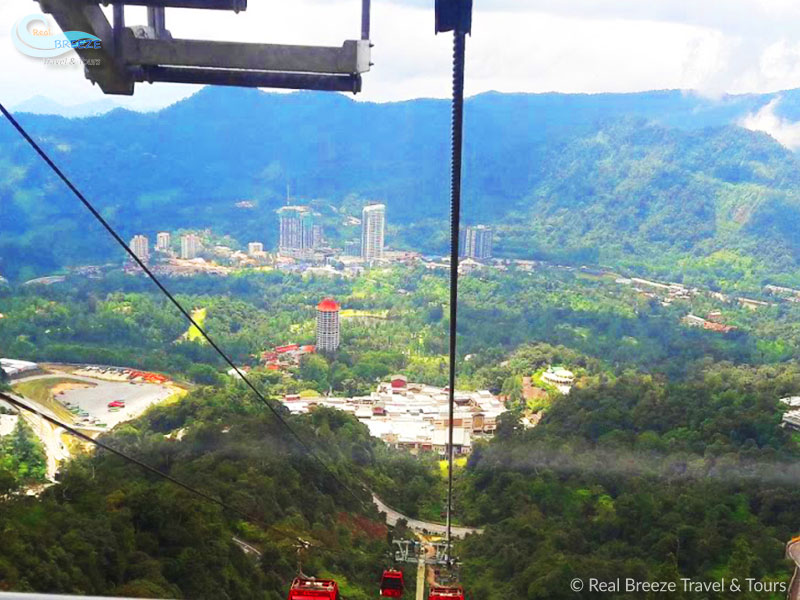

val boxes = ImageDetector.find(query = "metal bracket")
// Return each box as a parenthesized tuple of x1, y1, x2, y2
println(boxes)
(35, 0, 372, 95)
(435, 0, 472, 34)
(393, 540, 454, 566)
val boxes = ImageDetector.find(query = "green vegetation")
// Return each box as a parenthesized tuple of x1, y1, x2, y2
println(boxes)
(6, 89, 800, 290)
(3, 261, 800, 597)
(0, 418, 47, 494)
(6, 84, 800, 599)
(452, 364, 800, 598)
(0, 385, 416, 598)
(184, 307, 208, 343)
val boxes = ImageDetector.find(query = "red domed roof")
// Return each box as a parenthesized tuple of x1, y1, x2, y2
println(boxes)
(317, 298, 340, 312)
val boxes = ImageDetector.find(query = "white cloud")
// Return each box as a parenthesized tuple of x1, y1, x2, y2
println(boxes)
(4, 0, 800, 109)
(740, 97, 800, 150)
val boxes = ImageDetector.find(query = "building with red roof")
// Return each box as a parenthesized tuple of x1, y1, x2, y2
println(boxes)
(316, 298, 340, 351)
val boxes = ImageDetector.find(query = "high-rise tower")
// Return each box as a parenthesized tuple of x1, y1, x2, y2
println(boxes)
(316, 298, 340, 352)
(180, 234, 200, 259)
(361, 203, 386, 261)
(459, 225, 493, 259)
(156, 232, 171, 252)
(129, 235, 150, 264)
(278, 206, 320, 254)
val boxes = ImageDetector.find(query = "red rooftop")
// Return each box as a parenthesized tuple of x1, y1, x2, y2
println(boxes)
(317, 298, 340, 312)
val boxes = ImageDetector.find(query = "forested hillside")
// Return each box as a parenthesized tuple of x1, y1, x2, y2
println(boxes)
(456, 363, 800, 599)
(4, 88, 800, 285)
(0, 386, 401, 599)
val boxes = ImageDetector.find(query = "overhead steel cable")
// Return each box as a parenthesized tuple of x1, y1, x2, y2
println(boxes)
(436, 0, 472, 564)
(0, 103, 368, 512)
(0, 391, 304, 545)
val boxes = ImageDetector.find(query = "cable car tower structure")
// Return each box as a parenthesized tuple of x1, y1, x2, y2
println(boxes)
(35, 0, 373, 94)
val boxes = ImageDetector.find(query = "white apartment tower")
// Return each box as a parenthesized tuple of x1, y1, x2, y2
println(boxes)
(361, 203, 386, 261)
(156, 232, 171, 252)
(460, 225, 493, 260)
(129, 235, 150, 264)
(180, 234, 200, 259)
(248, 242, 264, 256)
(316, 298, 341, 352)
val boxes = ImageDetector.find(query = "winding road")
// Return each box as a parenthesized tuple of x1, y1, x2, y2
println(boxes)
(787, 538, 800, 600)
(371, 494, 483, 538)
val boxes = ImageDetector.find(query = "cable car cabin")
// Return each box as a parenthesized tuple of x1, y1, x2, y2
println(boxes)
(428, 586, 465, 600)
(287, 577, 340, 600)
(380, 569, 405, 597)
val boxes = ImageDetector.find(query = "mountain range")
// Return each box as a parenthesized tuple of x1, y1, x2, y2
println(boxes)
(12, 96, 121, 118)
(2, 86, 800, 286)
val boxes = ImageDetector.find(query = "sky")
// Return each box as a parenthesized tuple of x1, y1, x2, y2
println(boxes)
(4, 0, 800, 112)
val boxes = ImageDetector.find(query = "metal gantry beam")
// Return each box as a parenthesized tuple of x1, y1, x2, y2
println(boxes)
(35, 0, 372, 95)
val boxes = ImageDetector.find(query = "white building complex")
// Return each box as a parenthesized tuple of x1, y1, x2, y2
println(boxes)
(0, 358, 41, 380)
(281, 377, 506, 456)
(248, 242, 264, 257)
(460, 225, 493, 259)
(316, 298, 340, 352)
(361, 203, 386, 261)
(129, 235, 150, 264)
(180, 234, 200, 260)
(156, 232, 171, 252)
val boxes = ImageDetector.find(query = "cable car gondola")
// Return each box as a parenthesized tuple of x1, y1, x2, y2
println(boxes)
(428, 585, 465, 600)
(380, 569, 405, 597)
(287, 577, 340, 600)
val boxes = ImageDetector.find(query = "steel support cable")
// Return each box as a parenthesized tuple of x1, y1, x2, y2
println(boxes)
(445, 29, 468, 562)
(0, 103, 368, 512)
(0, 391, 304, 545)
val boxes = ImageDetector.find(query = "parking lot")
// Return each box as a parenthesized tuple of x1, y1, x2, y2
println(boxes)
(58, 379, 174, 429)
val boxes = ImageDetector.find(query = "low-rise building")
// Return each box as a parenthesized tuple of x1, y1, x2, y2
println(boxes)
(279, 379, 504, 455)
(541, 366, 575, 394)
(0, 358, 42, 380)
(682, 314, 707, 327)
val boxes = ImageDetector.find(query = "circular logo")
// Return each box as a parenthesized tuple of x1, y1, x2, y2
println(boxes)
(571, 578, 584, 592)
(12, 13, 101, 58)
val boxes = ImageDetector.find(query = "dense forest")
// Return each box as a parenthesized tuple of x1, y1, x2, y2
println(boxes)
(0, 418, 47, 494)
(3, 355, 800, 598)
(455, 363, 800, 599)
(3, 264, 800, 393)
(5, 80, 800, 595)
(5, 88, 800, 286)
(0, 385, 417, 599)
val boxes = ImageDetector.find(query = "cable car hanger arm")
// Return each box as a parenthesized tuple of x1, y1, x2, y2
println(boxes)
(35, 0, 372, 94)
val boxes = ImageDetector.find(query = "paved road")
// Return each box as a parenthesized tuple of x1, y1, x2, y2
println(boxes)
(787, 539, 800, 600)
(372, 494, 483, 538)
(232, 536, 262, 557)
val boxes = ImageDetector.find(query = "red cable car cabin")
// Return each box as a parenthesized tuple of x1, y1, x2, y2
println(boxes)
(429, 586, 465, 600)
(380, 569, 405, 597)
(287, 577, 340, 600)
